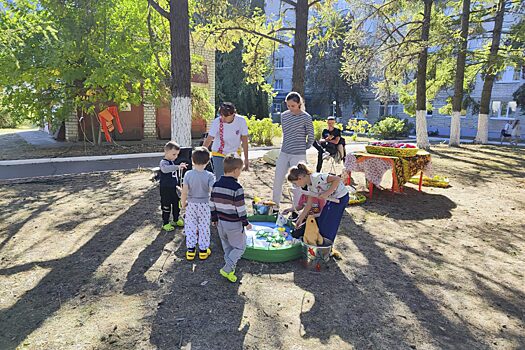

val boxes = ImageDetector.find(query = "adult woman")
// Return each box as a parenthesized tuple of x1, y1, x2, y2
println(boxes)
(511, 119, 521, 145)
(272, 92, 315, 205)
(203, 102, 249, 179)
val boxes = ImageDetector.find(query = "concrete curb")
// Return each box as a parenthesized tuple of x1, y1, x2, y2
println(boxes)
(0, 152, 165, 166)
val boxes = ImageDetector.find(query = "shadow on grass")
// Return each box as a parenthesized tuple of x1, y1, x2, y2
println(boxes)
(360, 187, 457, 221)
(149, 231, 249, 350)
(0, 186, 157, 349)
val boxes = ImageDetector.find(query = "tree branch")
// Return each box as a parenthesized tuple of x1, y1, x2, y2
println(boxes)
(308, 0, 321, 7)
(148, 0, 169, 20)
(147, 6, 170, 80)
(215, 26, 294, 48)
(281, 0, 297, 7)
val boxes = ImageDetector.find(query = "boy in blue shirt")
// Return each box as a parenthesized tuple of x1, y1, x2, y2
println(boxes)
(181, 147, 216, 261)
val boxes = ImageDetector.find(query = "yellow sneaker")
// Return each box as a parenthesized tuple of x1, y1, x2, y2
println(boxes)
(199, 248, 211, 260)
(186, 249, 196, 261)
(162, 223, 175, 232)
(331, 247, 343, 260)
(220, 269, 237, 283)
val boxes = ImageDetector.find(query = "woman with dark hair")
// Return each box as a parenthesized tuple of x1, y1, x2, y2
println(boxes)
(272, 92, 315, 205)
(203, 102, 249, 179)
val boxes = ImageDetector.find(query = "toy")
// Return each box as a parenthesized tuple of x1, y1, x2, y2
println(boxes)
(303, 215, 323, 246)
(97, 106, 123, 143)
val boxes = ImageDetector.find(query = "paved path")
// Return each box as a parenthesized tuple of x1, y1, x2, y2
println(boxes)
(16, 130, 62, 147)
(0, 144, 368, 181)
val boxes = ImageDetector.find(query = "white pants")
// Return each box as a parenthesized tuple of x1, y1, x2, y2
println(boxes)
(184, 202, 211, 250)
(272, 152, 307, 205)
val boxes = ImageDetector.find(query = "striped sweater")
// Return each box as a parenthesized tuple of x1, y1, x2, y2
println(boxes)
(210, 176, 249, 226)
(280, 110, 315, 155)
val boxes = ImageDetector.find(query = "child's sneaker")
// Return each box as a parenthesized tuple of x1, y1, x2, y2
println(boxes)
(169, 218, 184, 227)
(331, 247, 343, 260)
(186, 249, 196, 261)
(199, 248, 211, 260)
(219, 268, 237, 283)
(162, 223, 175, 232)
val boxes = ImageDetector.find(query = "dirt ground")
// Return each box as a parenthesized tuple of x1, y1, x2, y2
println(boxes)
(0, 145, 524, 350)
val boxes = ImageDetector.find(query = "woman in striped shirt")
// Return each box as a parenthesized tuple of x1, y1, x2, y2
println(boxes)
(272, 92, 315, 205)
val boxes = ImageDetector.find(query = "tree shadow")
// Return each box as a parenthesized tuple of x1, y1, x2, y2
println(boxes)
(450, 145, 525, 164)
(0, 186, 157, 349)
(0, 172, 140, 254)
(291, 211, 488, 349)
(361, 187, 457, 220)
(123, 228, 180, 295)
(150, 230, 249, 350)
(431, 150, 525, 179)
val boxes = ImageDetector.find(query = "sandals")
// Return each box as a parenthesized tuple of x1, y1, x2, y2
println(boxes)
(199, 248, 211, 260)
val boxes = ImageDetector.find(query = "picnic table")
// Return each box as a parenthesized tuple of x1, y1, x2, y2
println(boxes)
(344, 150, 432, 197)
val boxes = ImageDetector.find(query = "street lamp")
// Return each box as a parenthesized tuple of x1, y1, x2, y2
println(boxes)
(332, 100, 336, 118)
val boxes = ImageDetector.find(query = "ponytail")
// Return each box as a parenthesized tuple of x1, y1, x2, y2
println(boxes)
(287, 162, 311, 182)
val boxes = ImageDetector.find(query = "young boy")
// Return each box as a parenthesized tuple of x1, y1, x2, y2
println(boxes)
(159, 141, 187, 232)
(180, 147, 216, 261)
(210, 156, 252, 283)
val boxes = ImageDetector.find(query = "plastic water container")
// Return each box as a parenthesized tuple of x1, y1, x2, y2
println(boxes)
(300, 237, 333, 272)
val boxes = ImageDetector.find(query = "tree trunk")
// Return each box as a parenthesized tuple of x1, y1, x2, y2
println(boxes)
(292, 0, 308, 96)
(90, 114, 96, 144)
(169, 0, 192, 146)
(475, 0, 505, 144)
(415, 0, 433, 150)
(450, 0, 471, 147)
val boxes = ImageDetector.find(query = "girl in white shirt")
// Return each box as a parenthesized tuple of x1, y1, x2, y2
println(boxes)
(287, 163, 349, 242)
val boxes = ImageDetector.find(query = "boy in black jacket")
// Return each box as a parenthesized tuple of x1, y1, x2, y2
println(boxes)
(159, 141, 188, 231)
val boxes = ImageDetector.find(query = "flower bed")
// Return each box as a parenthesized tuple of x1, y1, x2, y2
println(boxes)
(348, 193, 366, 205)
(408, 174, 450, 188)
(366, 142, 419, 157)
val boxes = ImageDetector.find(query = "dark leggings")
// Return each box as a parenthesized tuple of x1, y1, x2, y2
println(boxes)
(312, 140, 344, 172)
(160, 186, 181, 224)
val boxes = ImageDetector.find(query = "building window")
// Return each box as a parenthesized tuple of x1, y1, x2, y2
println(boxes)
(379, 103, 401, 117)
(275, 57, 284, 68)
(272, 102, 282, 113)
(507, 101, 518, 118)
(491, 100, 501, 117)
(495, 71, 504, 81)
(274, 79, 283, 90)
(513, 66, 521, 81)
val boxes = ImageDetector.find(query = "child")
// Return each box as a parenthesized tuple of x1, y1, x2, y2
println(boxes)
(283, 186, 326, 220)
(210, 156, 252, 283)
(287, 163, 349, 244)
(159, 141, 188, 232)
(180, 147, 216, 261)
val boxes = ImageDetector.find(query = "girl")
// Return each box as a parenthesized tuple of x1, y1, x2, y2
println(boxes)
(272, 92, 315, 205)
(511, 119, 521, 145)
(203, 102, 249, 179)
(287, 163, 349, 243)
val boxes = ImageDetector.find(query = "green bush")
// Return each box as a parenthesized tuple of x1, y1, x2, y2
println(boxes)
(370, 116, 411, 139)
(0, 113, 18, 128)
(313, 120, 343, 140)
(191, 86, 214, 122)
(246, 116, 282, 146)
(346, 119, 371, 141)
